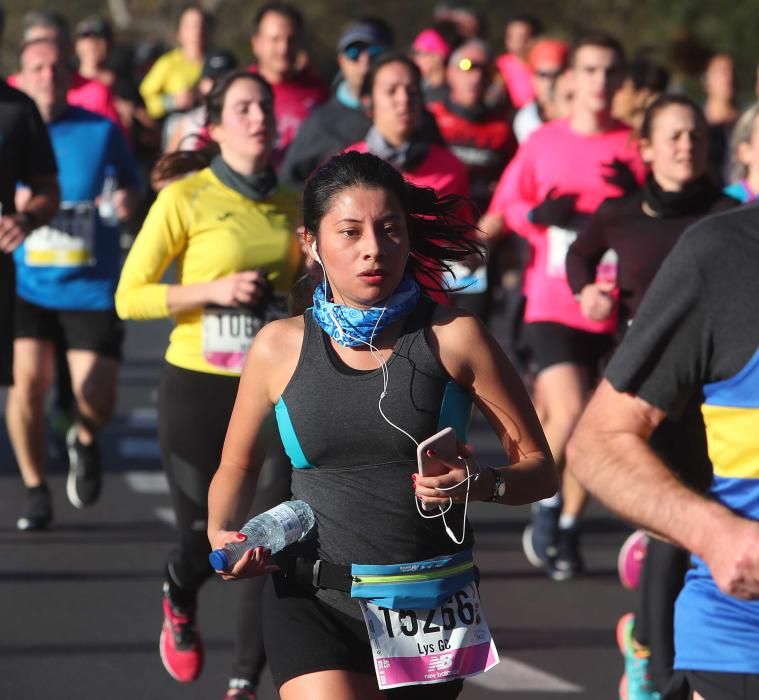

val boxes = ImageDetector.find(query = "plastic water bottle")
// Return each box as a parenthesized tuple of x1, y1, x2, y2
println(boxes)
(98, 165, 119, 226)
(209, 500, 315, 571)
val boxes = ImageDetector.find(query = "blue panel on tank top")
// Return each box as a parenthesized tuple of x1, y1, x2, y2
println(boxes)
(437, 381, 471, 441)
(274, 397, 314, 469)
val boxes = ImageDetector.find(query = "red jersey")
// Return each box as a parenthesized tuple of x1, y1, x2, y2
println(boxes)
(344, 140, 469, 198)
(248, 65, 328, 166)
(427, 99, 517, 209)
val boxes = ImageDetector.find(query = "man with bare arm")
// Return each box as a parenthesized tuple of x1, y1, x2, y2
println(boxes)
(568, 205, 759, 700)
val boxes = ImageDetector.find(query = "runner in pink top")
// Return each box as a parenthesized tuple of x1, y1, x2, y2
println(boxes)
(495, 16, 543, 109)
(489, 117, 644, 334)
(495, 54, 534, 110)
(344, 53, 470, 304)
(487, 32, 646, 583)
(248, 3, 327, 166)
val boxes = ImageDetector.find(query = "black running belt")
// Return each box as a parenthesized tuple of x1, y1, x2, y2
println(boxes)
(278, 555, 353, 592)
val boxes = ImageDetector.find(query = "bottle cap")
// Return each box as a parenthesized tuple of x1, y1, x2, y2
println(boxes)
(209, 549, 230, 571)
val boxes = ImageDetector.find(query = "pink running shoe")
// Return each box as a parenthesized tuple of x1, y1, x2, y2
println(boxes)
(618, 530, 649, 590)
(620, 673, 628, 700)
(159, 586, 204, 682)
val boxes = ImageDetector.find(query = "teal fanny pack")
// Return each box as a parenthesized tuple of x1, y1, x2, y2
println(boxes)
(349, 550, 476, 609)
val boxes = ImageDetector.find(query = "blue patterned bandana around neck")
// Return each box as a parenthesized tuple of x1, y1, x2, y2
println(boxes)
(312, 273, 421, 347)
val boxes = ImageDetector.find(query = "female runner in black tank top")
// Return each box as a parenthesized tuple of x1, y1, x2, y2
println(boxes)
(207, 152, 557, 699)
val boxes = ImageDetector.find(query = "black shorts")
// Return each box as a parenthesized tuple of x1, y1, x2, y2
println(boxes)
(262, 577, 464, 699)
(673, 670, 759, 700)
(14, 296, 124, 360)
(0, 254, 14, 385)
(522, 321, 613, 375)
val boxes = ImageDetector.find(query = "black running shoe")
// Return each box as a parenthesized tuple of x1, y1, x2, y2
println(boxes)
(17, 484, 53, 531)
(522, 502, 560, 568)
(66, 426, 102, 508)
(550, 524, 584, 581)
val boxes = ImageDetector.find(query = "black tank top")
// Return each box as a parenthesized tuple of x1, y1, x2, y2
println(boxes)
(276, 298, 474, 618)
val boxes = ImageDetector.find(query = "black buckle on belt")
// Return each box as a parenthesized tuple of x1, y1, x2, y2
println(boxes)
(312, 559, 353, 592)
(279, 555, 353, 593)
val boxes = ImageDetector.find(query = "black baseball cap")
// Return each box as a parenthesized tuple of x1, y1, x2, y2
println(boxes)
(337, 19, 393, 53)
(75, 16, 112, 42)
(202, 49, 239, 79)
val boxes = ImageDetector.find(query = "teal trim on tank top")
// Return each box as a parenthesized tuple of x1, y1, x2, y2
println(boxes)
(275, 397, 314, 469)
(437, 381, 471, 441)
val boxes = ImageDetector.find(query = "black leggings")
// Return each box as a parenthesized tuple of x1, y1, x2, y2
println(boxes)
(158, 363, 292, 685)
(633, 538, 690, 697)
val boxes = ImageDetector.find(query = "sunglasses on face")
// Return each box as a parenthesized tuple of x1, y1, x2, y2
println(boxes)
(457, 57, 488, 72)
(343, 43, 385, 61)
(534, 69, 562, 81)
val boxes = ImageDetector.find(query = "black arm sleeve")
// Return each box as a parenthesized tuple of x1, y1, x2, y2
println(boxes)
(565, 197, 615, 294)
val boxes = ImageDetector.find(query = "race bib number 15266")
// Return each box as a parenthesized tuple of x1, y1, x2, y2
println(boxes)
(359, 582, 499, 690)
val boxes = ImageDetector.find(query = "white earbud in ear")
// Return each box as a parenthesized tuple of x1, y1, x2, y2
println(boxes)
(311, 242, 321, 264)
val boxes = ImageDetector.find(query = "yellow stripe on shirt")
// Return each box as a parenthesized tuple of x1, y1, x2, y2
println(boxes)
(702, 404, 759, 479)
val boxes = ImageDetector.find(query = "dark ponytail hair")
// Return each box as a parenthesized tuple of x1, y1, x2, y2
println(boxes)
(150, 69, 274, 187)
(303, 151, 483, 293)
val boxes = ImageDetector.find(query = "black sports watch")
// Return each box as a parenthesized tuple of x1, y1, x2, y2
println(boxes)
(488, 468, 506, 502)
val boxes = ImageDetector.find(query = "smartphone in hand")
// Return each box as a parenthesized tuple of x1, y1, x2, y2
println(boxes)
(416, 427, 459, 511)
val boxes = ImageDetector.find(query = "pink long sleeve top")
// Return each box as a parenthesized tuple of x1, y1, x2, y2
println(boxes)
(488, 119, 646, 334)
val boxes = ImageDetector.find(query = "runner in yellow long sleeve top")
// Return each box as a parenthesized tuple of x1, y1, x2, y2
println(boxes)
(115, 166, 301, 374)
(139, 47, 203, 119)
(138, 5, 210, 120)
(115, 70, 301, 699)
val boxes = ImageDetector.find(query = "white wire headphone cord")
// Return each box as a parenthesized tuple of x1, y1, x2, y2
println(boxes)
(317, 254, 476, 545)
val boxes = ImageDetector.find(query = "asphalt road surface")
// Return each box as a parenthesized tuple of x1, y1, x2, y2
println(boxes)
(0, 309, 636, 700)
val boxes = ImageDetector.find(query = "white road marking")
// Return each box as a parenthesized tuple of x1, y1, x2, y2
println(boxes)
(127, 407, 158, 429)
(119, 437, 161, 459)
(469, 656, 582, 692)
(155, 507, 176, 526)
(123, 471, 168, 494)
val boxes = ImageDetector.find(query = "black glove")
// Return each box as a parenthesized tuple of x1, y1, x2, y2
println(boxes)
(602, 158, 639, 195)
(527, 188, 577, 227)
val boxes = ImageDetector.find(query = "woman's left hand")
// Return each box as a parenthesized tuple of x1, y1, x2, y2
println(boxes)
(578, 281, 617, 321)
(414, 443, 491, 506)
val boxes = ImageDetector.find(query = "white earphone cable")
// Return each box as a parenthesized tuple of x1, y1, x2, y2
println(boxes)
(316, 251, 473, 544)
